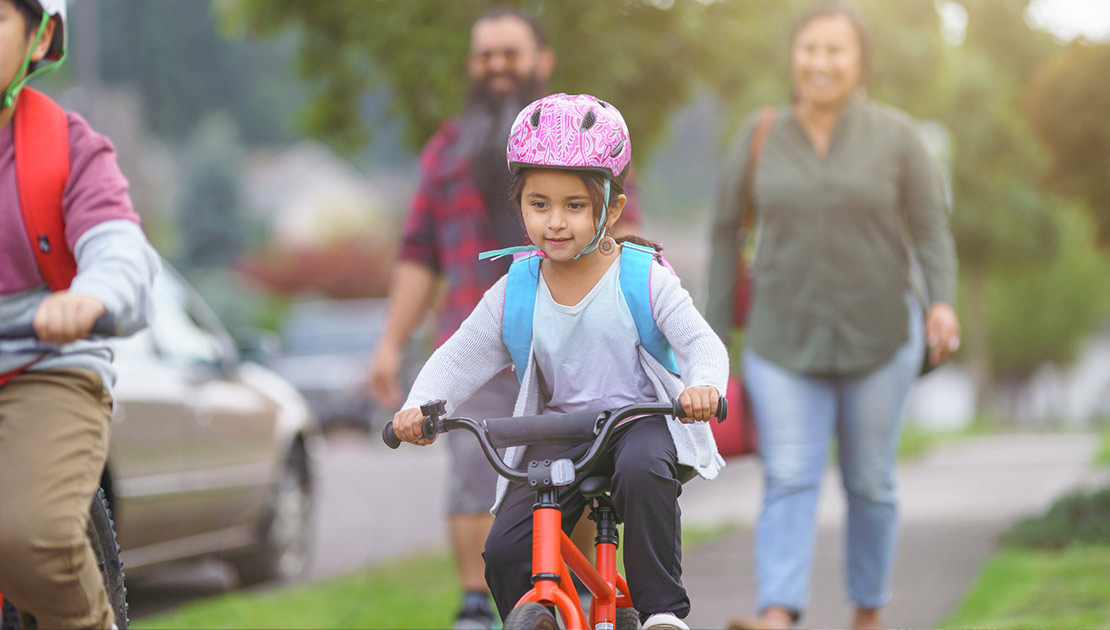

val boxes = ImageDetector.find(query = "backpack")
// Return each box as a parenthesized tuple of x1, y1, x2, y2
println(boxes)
(13, 87, 77, 292)
(501, 242, 680, 384)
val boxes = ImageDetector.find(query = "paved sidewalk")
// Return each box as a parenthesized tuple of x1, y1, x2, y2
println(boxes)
(676, 433, 1106, 629)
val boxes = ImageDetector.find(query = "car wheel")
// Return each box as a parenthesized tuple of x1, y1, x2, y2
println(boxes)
(230, 444, 312, 586)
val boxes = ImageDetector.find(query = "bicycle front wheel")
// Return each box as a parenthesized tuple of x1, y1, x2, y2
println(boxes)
(504, 602, 558, 630)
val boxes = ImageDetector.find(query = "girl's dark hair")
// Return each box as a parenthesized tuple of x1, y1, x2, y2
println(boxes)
(791, 1, 872, 87)
(615, 234, 665, 255)
(509, 167, 627, 224)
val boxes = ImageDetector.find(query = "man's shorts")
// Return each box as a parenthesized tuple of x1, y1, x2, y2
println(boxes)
(446, 370, 518, 515)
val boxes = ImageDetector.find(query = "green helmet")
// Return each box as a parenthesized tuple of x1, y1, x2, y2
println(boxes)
(3, 0, 68, 109)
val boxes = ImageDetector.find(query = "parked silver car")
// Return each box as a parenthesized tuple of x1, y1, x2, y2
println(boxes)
(268, 298, 423, 432)
(104, 267, 322, 585)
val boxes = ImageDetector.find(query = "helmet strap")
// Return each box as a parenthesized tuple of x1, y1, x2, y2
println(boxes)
(478, 179, 613, 262)
(572, 179, 610, 259)
(2, 11, 65, 111)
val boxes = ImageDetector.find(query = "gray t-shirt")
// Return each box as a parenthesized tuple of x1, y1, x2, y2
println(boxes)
(534, 261, 658, 414)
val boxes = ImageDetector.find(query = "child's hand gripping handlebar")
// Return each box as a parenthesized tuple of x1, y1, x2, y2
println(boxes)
(0, 313, 117, 342)
(382, 397, 727, 484)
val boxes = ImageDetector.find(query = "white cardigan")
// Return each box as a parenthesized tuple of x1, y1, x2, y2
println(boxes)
(403, 260, 729, 512)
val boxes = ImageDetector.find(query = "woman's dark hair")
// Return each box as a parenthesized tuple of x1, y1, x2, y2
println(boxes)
(508, 167, 627, 225)
(791, 1, 872, 87)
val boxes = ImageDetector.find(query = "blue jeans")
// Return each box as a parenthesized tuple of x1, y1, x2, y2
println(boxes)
(743, 300, 923, 616)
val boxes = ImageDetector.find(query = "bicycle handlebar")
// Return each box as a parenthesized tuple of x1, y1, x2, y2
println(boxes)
(0, 313, 117, 341)
(382, 396, 727, 484)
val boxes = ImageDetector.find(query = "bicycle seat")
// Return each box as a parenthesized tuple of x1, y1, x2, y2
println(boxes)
(579, 476, 611, 497)
(579, 467, 697, 497)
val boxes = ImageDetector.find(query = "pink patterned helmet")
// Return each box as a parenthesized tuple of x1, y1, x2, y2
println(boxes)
(506, 93, 631, 179)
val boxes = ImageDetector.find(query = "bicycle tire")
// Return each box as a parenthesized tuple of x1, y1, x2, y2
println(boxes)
(504, 602, 558, 630)
(0, 488, 128, 630)
(89, 487, 129, 629)
(616, 606, 641, 630)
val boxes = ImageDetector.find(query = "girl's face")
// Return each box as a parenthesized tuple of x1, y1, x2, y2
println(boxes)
(791, 14, 862, 110)
(520, 170, 606, 262)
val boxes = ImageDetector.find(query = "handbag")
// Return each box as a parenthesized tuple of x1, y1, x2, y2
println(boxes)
(731, 106, 777, 327)
(711, 375, 759, 458)
(716, 108, 777, 457)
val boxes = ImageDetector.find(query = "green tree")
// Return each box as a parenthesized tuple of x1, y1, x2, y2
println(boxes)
(219, 0, 737, 156)
(1027, 41, 1110, 245)
(78, 0, 304, 146)
(984, 204, 1110, 378)
(177, 113, 247, 269)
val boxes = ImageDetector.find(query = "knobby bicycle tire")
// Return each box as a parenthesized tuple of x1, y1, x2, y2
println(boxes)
(616, 606, 641, 630)
(0, 488, 128, 630)
(504, 602, 559, 630)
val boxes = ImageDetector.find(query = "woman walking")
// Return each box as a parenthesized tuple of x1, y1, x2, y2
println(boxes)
(706, 3, 960, 628)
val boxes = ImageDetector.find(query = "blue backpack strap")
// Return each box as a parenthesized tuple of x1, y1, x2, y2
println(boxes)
(502, 253, 542, 384)
(619, 243, 682, 376)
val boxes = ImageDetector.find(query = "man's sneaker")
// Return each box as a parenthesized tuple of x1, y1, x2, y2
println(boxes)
(642, 612, 690, 630)
(453, 595, 497, 630)
(453, 608, 496, 630)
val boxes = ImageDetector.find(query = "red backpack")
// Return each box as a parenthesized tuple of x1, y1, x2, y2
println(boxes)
(13, 87, 77, 292)
(0, 88, 76, 387)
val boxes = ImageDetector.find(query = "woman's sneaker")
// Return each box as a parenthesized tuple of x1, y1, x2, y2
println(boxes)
(643, 612, 690, 630)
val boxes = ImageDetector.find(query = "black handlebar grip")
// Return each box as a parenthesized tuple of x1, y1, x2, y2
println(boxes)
(422, 417, 438, 441)
(671, 396, 729, 423)
(382, 422, 402, 449)
(0, 312, 118, 341)
(89, 313, 117, 337)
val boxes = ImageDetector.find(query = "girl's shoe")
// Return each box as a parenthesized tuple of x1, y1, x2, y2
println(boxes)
(642, 612, 690, 630)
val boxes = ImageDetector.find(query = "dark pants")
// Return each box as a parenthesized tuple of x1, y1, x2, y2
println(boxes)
(483, 415, 690, 622)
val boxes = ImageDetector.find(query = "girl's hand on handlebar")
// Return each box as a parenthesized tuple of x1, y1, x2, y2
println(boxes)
(392, 407, 436, 445)
(33, 293, 107, 344)
(678, 386, 719, 423)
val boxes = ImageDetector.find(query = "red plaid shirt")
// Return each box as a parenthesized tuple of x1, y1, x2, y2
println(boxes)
(400, 119, 642, 346)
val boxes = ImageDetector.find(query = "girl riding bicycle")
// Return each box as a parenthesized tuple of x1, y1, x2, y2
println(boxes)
(391, 93, 728, 630)
(0, 1, 158, 628)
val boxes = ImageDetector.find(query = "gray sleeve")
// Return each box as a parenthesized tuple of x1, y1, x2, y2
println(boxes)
(705, 116, 758, 337)
(652, 264, 729, 394)
(68, 220, 161, 336)
(402, 274, 513, 414)
(901, 120, 957, 306)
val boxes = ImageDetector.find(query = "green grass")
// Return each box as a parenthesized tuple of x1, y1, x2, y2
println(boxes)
(133, 553, 459, 630)
(1096, 429, 1110, 466)
(945, 483, 1110, 629)
(941, 545, 1110, 629)
(1002, 486, 1110, 548)
(133, 524, 734, 630)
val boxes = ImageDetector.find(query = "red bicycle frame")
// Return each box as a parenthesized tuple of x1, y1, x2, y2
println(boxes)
(515, 497, 633, 629)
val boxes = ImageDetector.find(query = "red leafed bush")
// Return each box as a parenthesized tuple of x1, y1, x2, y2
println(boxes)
(238, 241, 396, 299)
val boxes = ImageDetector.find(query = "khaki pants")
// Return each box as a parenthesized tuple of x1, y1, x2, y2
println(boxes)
(0, 369, 114, 630)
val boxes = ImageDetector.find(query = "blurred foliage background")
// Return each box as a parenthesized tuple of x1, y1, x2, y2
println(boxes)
(49, 0, 1110, 422)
